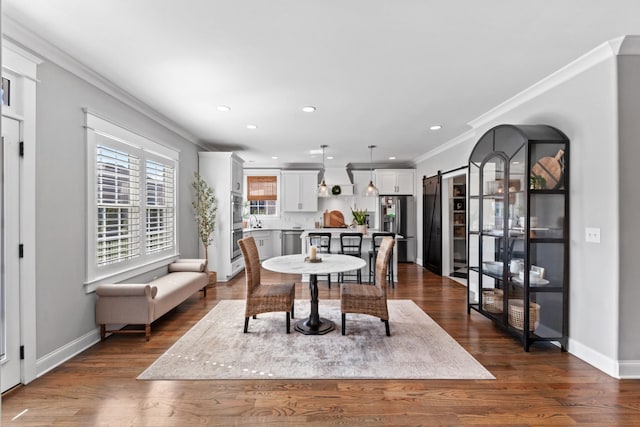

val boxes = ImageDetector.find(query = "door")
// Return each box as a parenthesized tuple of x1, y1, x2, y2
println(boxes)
(422, 172, 442, 275)
(1, 116, 22, 392)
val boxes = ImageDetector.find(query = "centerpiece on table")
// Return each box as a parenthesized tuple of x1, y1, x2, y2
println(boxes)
(351, 207, 368, 235)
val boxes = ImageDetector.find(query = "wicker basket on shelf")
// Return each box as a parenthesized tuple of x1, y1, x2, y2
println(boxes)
(508, 300, 540, 331)
(482, 289, 503, 313)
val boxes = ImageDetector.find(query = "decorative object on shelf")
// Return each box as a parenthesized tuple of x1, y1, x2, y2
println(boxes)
(364, 145, 379, 197)
(508, 300, 540, 331)
(529, 173, 546, 190)
(483, 289, 503, 313)
(351, 207, 368, 234)
(331, 185, 342, 195)
(191, 172, 217, 284)
(318, 144, 330, 197)
(532, 149, 565, 189)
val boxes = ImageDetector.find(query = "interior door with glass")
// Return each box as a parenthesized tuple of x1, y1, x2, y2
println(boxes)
(1, 116, 22, 392)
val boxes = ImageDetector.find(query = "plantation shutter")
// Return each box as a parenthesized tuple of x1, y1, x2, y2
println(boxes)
(145, 157, 175, 254)
(96, 142, 141, 266)
(247, 176, 277, 201)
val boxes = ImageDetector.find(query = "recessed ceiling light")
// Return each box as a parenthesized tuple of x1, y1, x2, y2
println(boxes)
(271, 156, 278, 160)
(327, 156, 334, 160)
(217, 105, 231, 112)
(247, 124, 258, 129)
(429, 125, 442, 131)
(302, 106, 316, 113)
(389, 156, 396, 160)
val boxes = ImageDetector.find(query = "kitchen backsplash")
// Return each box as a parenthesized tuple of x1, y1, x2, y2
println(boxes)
(259, 196, 378, 229)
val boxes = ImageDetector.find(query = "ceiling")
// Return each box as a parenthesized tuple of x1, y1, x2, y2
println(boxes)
(4, 1, 640, 169)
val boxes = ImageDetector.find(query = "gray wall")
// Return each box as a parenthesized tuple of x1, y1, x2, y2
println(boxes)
(416, 46, 626, 368)
(35, 59, 201, 359)
(617, 52, 640, 361)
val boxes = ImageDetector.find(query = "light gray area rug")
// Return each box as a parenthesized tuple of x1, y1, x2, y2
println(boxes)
(138, 299, 494, 380)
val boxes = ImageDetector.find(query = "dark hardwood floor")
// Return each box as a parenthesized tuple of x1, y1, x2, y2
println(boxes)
(3, 264, 639, 426)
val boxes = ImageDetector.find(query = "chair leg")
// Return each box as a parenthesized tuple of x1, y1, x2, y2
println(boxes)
(341, 313, 346, 335)
(253, 314, 257, 319)
(291, 300, 295, 319)
(244, 317, 250, 333)
(286, 312, 291, 334)
(328, 274, 331, 289)
(384, 319, 390, 336)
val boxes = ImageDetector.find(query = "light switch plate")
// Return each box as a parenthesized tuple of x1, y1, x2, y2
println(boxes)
(585, 227, 601, 243)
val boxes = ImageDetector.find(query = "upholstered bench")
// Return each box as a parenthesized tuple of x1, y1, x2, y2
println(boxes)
(95, 259, 208, 341)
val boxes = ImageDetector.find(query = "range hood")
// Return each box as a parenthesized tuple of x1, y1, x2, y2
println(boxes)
(320, 167, 354, 196)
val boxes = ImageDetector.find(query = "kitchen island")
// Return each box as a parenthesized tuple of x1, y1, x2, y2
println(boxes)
(299, 229, 400, 283)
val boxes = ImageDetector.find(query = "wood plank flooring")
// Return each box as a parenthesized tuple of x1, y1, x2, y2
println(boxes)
(3, 264, 640, 426)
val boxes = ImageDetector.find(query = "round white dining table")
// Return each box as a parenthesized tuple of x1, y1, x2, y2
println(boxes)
(262, 253, 366, 335)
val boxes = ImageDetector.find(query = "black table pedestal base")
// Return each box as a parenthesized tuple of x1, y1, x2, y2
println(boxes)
(294, 317, 335, 335)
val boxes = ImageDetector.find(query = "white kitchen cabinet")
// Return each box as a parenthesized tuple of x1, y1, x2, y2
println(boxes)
(282, 170, 319, 212)
(376, 169, 415, 195)
(244, 230, 273, 260)
(198, 152, 245, 281)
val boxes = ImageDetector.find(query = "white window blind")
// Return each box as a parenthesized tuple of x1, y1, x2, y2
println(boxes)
(145, 159, 175, 254)
(96, 145, 141, 266)
(86, 111, 179, 288)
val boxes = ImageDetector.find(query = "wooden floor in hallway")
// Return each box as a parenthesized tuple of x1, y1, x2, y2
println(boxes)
(2, 263, 639, 426)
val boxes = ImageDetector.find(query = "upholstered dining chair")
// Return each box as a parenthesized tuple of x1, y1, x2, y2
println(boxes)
(238, 236, 295, 333)
(340, 236, 395, 336)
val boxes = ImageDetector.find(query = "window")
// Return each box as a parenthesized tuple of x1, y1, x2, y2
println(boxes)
(86, 112, 179, 288)
(247, 175, 277, 216)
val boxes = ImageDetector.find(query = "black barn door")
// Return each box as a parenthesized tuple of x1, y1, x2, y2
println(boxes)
(422, 172, 442, 275)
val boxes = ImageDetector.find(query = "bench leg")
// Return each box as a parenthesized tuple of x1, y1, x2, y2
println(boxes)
(100, 324, 106, 340)
(145, 324, 151, 341)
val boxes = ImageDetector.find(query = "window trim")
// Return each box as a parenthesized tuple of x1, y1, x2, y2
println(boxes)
(85, 111, 180, 292)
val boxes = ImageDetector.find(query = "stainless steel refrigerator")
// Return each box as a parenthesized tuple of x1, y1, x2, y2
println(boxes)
(379, 195, 416, 263)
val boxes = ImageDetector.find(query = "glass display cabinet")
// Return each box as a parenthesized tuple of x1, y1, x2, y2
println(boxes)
(467, 124, 569, 351)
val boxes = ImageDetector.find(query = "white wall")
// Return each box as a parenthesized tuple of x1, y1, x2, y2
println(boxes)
(415, 39, 636, 376)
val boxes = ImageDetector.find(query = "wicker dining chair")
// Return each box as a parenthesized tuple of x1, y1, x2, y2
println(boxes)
(238, 236, 295, 333)
(340, 236, 395, 336)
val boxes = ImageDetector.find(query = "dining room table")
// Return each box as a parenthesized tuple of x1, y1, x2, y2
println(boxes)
(261, 253, 366, 335)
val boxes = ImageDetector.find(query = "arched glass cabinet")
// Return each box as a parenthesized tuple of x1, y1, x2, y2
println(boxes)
(467, 124, 569, 351)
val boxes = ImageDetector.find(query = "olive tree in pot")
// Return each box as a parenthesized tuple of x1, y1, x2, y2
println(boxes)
(192, 172, 218, 285)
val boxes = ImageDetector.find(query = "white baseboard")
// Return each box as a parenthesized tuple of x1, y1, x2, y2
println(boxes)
(618, 360, 640, 379)
(568, 337, 620, 378)
(35, 328, 101, 379)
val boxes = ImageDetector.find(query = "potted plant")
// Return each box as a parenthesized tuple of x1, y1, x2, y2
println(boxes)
(351, 207, 368, 235)
(192, 172, 218, 285)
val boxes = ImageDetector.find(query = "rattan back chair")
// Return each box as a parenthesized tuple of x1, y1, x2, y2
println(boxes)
(368, 232, 395, 288)
(238, 236, 295, 333)
(340, 237, 395, 336)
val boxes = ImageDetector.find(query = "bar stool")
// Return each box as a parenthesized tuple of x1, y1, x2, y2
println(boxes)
(338, 232, 363, 284)
(368, 232, 395, 288)
(307, 232, 333, 288)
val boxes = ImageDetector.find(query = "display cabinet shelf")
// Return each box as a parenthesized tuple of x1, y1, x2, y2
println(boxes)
(467, 124, 569, 351)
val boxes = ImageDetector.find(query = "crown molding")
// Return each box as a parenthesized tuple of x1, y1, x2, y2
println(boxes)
(2, 16, 207, 150)
(413, 129, 476, 165)
(468, 36, 630, 130)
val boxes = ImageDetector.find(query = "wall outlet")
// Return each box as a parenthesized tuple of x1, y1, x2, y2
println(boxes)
(585, 227, 601, 243)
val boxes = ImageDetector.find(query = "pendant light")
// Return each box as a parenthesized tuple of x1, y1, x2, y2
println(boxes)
(318, 144, 330, 197)
(364, 144, 379, 197)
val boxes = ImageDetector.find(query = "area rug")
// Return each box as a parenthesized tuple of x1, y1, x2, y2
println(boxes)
(138, 299, 494, 380)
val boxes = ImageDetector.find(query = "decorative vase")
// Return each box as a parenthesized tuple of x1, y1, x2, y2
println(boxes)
(357, 224, 367, 235)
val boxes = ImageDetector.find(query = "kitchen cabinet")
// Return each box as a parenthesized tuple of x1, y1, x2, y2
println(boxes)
(282, 170, 319, 212)
(467, 124, 569, 351)
(198, 152, 245, 281)
(244, 230, 273, 260)
(376, 169, 415, 195)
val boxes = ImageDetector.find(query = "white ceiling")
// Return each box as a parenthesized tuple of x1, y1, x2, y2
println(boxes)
(4, 1, 640, 168)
